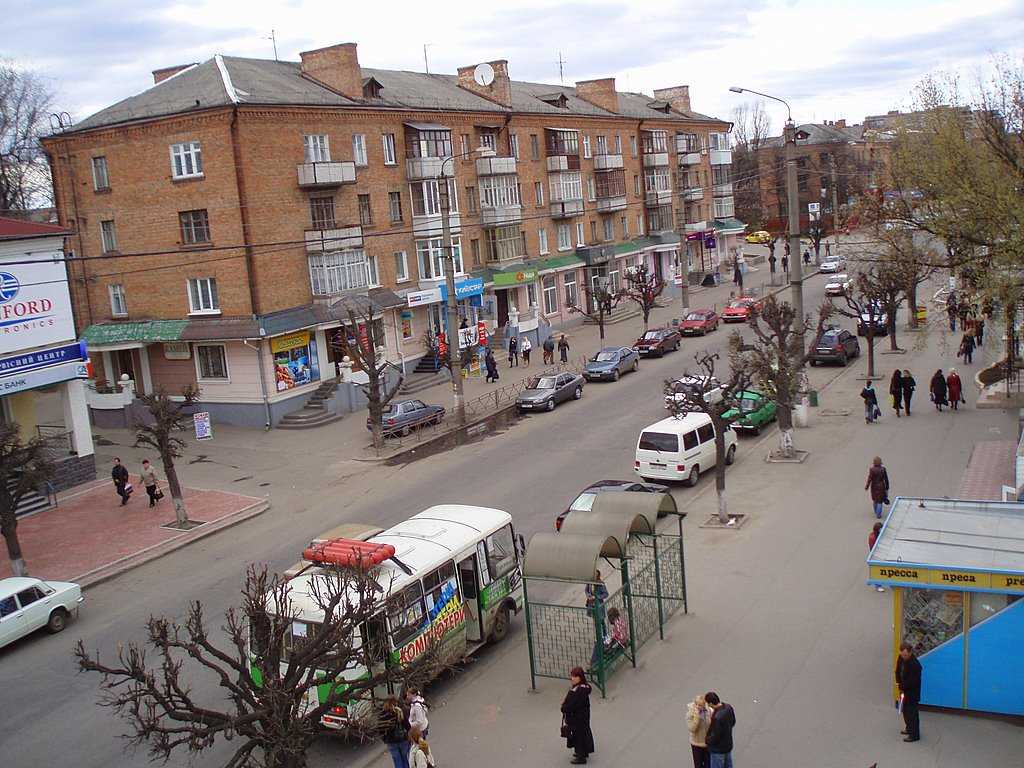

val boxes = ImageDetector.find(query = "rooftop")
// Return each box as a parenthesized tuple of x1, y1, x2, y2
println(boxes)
(0, 216, 70, 241)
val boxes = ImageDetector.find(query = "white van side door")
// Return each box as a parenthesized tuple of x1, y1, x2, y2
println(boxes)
(696, 422, 717, 468)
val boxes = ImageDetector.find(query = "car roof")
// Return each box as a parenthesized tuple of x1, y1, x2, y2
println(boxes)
(0, 577, 42, 595)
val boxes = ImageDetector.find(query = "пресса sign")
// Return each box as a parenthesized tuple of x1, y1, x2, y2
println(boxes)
(0, 249, 75, 357)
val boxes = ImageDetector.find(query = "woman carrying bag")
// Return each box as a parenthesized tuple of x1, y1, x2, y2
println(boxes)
(561, 666, 595, 764)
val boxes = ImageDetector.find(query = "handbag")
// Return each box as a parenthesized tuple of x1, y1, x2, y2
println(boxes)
(560, 717, 570, 739)
(124, 483, 134, 494)
(155, 489, 165, 500)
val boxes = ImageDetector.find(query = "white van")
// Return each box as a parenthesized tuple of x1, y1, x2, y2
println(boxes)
(634, 413, 737, 486)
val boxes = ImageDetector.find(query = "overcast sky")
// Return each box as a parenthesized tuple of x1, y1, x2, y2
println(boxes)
(8, 0, 1023, 136)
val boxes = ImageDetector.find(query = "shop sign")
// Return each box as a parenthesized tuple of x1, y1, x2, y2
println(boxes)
(0, 359, 88, 396)
(992, 573, 1024, 592)
(163, 342, 191, 360)
(193, 411, 213, 440)
(685, 232, 703, 241)
(439, 277, 485, 301)
(0, 251, 76, 357)
(271, 331, 320, 391)
(870, 564, 1017, 591)
(704, 234, 716, 250)
(0, 340, 86, 376)
(407, 287, 442, 307)
(493, 268, 538, 287)
(477, 321, 488, 348)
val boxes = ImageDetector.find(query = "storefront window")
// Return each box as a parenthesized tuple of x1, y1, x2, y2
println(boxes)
(271, 332, 320, 392)
(901, 588, 963, 655)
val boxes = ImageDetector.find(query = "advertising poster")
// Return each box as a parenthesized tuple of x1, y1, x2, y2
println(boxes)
(0, 249, 76, 356)
(271, 331, 320, 392)
(193, 411, 213, 440)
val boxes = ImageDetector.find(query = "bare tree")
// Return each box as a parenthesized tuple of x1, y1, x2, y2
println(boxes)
(75, 563, 442, 768)
(731, 101, 771, 228)
(567, 280, 623, 343)
(0, 422, 55, 576)
(828, 274, 887, 379)
(134, 386, 199, 529)
(664, 345, 750, 523)
(0, 62, 55, 211)
(620, 262, 665, 332)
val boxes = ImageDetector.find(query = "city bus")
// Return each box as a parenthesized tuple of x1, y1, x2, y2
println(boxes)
(269, 505, 524, 730)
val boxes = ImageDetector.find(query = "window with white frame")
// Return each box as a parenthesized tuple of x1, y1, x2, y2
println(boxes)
(557, 223, 571, 251)
(509, 133, 519, 159)
(352, 134, 367, 166)
(187, 277, 219, 314)
(596, 136, 607, 155)
(526, 281, 538, 309)
(309, 249, 377, 295)
(100, 220, 118, 253)
(575, 222, 585, 246)
(91, 156, 109, 190)
(644, 167, 671, 193)
(381, 133, 396, 165)
(108, 284, 127, 317)
(630, 135, 638, 157)
(642, 130, 668, 154)
(304, 135, 330, 163)
(710, 132, 729, 151)
(587, 177, 596, 201)
(713, 165, 731, 186)
(542, 275, 558, 315)
(614, 134, 622, 155)
(411, 180, 458, 216)
(714, 196, 735, 218)
(603, 218, 614, 241)
(563, 270, 578, 308)
(636, 214, 644, 235)
(394, 251, 409, 282)
(196, 344, 228, 380)
(633, 174, 641, 196)
(484, 226, 523, 262)
(460, 134, 469, 156)
(582, 135, 591, 158)
(170, 142, 203, 179)
(538, 228, 549, 255)
(388, 191, 403, 222)
(550, 171, 582, 202)
(479, 131, 497, 151)
(416, 236, 463, 280)
(534, 181, 544, 206)
(479, 175, 520, 208)
(622, 215, 629, 236)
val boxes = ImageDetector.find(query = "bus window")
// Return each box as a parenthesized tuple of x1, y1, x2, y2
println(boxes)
(388, 582, 426, 648)
(476, 541, 491, 586)
(362, 615, 388, 665)
(423, 561, 457, 617)
(485, 524, 516, 580)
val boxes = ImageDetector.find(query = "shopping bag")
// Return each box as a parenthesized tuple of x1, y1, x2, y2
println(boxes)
(124, 483, 134, 495)
(155, 490, 165, 500)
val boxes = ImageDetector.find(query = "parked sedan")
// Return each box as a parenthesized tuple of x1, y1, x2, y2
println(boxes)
(368, 399, 445, 437)
(820, 257, 846, 273)
(633, 327, 681, 357)
(516, 372, 585, 412)
(857, 301, 890, 336)
(584, 346, 639, 381)
(825, 273, 853, 296)
(665, 374, 724, 407)
(555, 479, 670, 531)
(678, 309, 720, 336)
(808, 327, 860, 366)
(0, 577, 83, 649)
(722, 390, 777, 435)
(722, 297, 761, 323)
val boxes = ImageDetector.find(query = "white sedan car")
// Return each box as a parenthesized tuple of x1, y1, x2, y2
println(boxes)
(820, 257, 845, 273)
(665, 374, 724, 408)
(825, 273, 853, 296)
(0, 577, 84, 649)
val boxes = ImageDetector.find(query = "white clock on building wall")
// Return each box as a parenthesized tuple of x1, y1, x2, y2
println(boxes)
(473, 63, 495, 87)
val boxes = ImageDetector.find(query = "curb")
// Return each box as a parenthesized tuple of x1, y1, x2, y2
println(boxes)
(73, 498, 271, 589)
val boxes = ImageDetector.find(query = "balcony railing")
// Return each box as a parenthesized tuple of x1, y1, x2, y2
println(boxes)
(713, 182, 733, 196)
(681, 187, 704, 202)
(593, 154, 624, 170)
(678, 151, 702, 166)
(680, 218, 707, 232)
(710, 149, 732, 166)
(595, 195, 627, 213)
(412, 213, 462, 238)
(476, 156, 518, 176)
(304, 225, 363, 253)
(642, 152, 669, 168)
(546, 155, 581, 172)
(481, 204, 523, 227)
(550, 199, 584, 218)
(297, 161, 356, 188)
(645, 189, 673, 207)
(406, 156, 446, 180)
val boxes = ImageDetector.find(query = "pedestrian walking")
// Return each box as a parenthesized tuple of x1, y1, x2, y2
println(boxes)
(803, 249, 811, 266)
(825, 241, 832, 258)
(484, 348, 499, 383)
(947, 368, 964, 410)
(407, 727, 435, 768)
(507, 335, 519, 367)
(379, 697, 410, 768)
(895, 642, 923, 742)
(768, 253, 777, 278)
(558, 334, 570, 364)
(865, 456, 890, 520)
(521, 336, 532, 366)
(111, 457, 132, 506)
(687, 694, 713, 768)
(946, 299, 958, 333)
(405, 688, 429, 739)
(930, 369, 948, 411)
(860, 380, 880, 424)
(781, 253, 789, 277)
(869, 522, 886, 592)
(139, 458, 163, 508)
(958, 332, 975, 364)
(975, 317, 985, 347)
(704, 692, 736, 768)
(543, 335, 556, 365)
(901, 370, 916, 416)
(561, 667, 595, 765)
(888, 370, 904, 418)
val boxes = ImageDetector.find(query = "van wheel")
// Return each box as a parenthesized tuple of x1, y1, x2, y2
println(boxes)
(725, 445, 737, 464)
(685, 466, 700, 487)
(46, 608, 68, 634)
(490, 606, 510, 643)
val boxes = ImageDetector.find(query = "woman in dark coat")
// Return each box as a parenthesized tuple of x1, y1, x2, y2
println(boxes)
(484, 348, 499, 383)
(865, 456, 890, 519)
(888, 370, 903, 418)
(930, 369, 948, 411)
(561, 666, 594, 764)
(507, 335, 519, 367)
(901, 370, 916, 416)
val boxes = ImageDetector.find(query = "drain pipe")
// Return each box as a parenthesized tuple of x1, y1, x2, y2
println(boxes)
(243, 337, 272, 430)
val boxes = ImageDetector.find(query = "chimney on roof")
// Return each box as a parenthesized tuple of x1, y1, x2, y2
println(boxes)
(299, 43, 363, 99)
(835, 119, 846, 128)
(456, 60, 512, 108)
(575, 78, 618, 113)
(652, 85, 691, 114)
(152, 64, 195, 85)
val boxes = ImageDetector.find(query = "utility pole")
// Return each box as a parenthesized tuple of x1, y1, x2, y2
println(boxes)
(677, 234, 690, 314)
(438, 173, 465, 424)
(785, 120, 805, 357)
(557, 52, 566, 85)
(831, 156, 841, 258)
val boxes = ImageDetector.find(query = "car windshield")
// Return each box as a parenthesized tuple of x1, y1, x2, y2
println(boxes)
(595, 349, 619, 362)
(642, 331, 662, 340)
(728, 301, 748, 310)
(529, 376, 557, 390)
(739, 397, 760, 413)
(685, 313, 706, 321)
(570, 492, 598, 512)
(821, 332, 840, 345)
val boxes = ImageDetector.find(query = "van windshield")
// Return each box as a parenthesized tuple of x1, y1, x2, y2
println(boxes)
(639, 431, 678, 452)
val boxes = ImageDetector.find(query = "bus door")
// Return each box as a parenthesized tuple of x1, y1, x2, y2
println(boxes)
(457, 555, 483, 642)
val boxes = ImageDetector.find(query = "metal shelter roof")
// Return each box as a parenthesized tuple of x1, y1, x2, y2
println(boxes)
(523, 532, 617, 581)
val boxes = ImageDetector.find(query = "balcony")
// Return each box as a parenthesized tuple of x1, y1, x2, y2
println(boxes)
(481, 204, 522, 227)
(681, 187, 704, 202)
(642, 152, 669, 168)
(593, 154, 624, 170)
(682, 219, 707, 233)
(550, 199, 584, 218)
(304, 225, 363, 253)
(710, 149, 732, 166)
(678, 151, 702, 166)
(645, 189, 673, 207)
(476, 156, 518, 176)
(412, 213, 462, 238)
(547, 155, 581, 172)
(595, 195, 627, 213)
(406, 156, 446, 180)
(713, 182, 733, 196)
(297, 161, 356, 188)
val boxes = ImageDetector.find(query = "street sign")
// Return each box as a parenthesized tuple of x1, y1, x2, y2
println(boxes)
(808, 202, 820, 213)
(193, 411, 213, 440)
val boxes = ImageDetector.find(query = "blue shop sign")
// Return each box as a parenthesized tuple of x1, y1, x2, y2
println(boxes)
(0, 340, 87, 376)
(439, 277, 484, 301)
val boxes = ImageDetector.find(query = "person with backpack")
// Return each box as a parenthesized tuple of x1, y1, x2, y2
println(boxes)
(379, 697, 410, 768)
(860, 380, 880, 424)
(408, 726, 435, 768)
(405, 688, 429, 738)
(865, 456, 890, 520)
(704, 692, 736, 768)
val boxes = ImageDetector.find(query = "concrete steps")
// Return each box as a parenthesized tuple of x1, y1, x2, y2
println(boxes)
(583, 305, 642, 327)
(277, 379, 343, 430)
(8, 474, 53, 518)
(399, 370, 449, 395)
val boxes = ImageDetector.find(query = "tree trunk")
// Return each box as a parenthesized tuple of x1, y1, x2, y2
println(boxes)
(908, 283, 919, 329)
(715, 432, 728, 524)
(366, 388, 384, 452)
(2, 510, 28, 576)
(889, 317, 899, 351)
(776, 403, 795, 458)
(598, 306, 606, 342)
(866, 334, 876, 378)
(161, 452, 189, 527)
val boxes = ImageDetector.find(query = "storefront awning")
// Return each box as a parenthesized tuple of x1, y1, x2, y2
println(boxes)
(181, 317, 260, 341)
(81, 320, 187, 348)
(534, 254, 584, 274)
(712, 217, 747, 234)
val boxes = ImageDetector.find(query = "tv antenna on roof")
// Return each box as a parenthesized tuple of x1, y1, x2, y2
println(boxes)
(266, 29, 278, 61)
(557, 51, 566, 85)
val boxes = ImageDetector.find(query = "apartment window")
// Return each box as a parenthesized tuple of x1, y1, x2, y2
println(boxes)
(595, 170, 625, 199)
(636, 214, 644, 235)
(187, 277, 219, 315)
(590, 220, 597, 242)
(509, 133, 519, 159)
(546, 129, 579, 156)
(526, 281, 538, 309)
(108, 284, 127, 317)
(634, 174, 641, 196)
(564, 270, 578, 308)
(304, 134, 330, 163)
(621, 215, 629, 237)
(714, 196, 735, 218)
(462, 186, 474, 214)
(460, 134, 470, 157)
(471, 238, 481, 266)
(485, 226, 524, 262)
(642, 130, 668, 154)
(179, 209, 211, 244)
(710, 132, 729, 151)
(677, 132, 699, 153)
(416, 236, 463, 279)
(394, 250, 409, 282)
(358, 194, 373, 226)
(644, 168, 671, 193)
(557, 224, 572, 251)
(550, 171, 582, 202)
(542, 275, 558, 315)
(388, 192, 403, 223)
(91, 156, 109, 191)
(309, 249, 376, 294)
(538, 228, 549, 255)
(596, 136, 608, 155)
(582, 135, 592, 159)
(170, 141, 203, 179)
(530, 134, 539, 160)
(587, 177, 596, 201)
(308, 197, 336, 230)
(410, 179, 457, 216)
(480, 175, 520, 208)
(603, 218, 614, 241)
(614, 135, 622, 155)
(196, 344, 228, 380)
(382, 133, 397, 165)
(534, 181, 544, 207)
(576, 222, 585, 246)
(100, 219, 118, 253)
(630, 135, 638, 157)
(352, 134, 367, 166)
(478, 131, 497, 151)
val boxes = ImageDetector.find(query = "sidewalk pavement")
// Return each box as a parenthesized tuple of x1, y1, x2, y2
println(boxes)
(2, 481, 267, 586)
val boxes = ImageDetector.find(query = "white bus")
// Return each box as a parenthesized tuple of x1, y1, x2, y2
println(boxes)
(270, 505, 524, 729)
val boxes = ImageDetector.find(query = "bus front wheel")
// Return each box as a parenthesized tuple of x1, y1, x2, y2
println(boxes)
(490, 606, 511, 643)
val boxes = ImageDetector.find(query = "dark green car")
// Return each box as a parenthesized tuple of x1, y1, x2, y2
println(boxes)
(722, 390, 777, 435)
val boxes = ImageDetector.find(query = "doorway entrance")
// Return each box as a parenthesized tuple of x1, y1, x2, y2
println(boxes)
(496, 290, 510, 329)
(457, 555, 483, 642)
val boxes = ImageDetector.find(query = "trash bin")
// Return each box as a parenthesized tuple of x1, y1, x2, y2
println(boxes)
(808, 390, 819, 407)
(916, 306, 928, 323)
(793, 402, 809, 427)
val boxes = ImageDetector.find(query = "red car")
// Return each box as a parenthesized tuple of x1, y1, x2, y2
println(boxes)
(678, 309, 719, 336)
(722, 297, 761, 323)
(633, 327, 681, 356)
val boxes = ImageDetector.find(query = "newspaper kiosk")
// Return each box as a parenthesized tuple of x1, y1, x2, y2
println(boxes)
(867, 497, 1024, 716)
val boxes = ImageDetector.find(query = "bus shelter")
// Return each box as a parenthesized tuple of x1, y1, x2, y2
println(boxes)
(522, 492, 686, 696)
(868, 497, 1024, 716)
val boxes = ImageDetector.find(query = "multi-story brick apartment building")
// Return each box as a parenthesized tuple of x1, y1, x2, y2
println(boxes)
(43, 43, 741, 427)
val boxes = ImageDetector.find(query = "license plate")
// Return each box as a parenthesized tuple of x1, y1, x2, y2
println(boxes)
(650, 462, 666, 468)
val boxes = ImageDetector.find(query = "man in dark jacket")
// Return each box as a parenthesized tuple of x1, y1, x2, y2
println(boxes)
(111, 457, 131, 506)
(704, 691, 736, 768)
(895, 642, 922, 742)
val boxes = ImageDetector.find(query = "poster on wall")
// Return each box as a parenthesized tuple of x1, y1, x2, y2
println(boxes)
(400, 311, 413, 340)
(271, 331, 320, 392)
(0, 249, 76, 357)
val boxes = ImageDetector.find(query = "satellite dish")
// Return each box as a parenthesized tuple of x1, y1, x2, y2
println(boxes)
(473, 63, 495, 87)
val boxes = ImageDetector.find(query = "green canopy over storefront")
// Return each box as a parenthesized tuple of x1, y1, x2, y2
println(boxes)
(81, 320, 188, 346)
